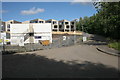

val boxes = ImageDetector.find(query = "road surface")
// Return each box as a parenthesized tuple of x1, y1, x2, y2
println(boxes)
(2, 45, 119, 78)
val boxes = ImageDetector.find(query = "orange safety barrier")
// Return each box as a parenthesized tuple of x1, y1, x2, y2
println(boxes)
(39, 40, 50, 46)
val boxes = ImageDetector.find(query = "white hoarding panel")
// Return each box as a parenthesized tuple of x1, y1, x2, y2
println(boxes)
(33, 24, 52, 43)
(10, 24, 29, 33)
(10, 23, 52, 46)
(33, 24, 51, 32)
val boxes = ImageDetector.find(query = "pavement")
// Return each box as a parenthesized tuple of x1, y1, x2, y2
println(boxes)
(83, 34, 120, 57)
(96, 45, 120, 57)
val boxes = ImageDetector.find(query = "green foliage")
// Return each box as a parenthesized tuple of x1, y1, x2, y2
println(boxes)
(108, 42, 120, 51)
(76, 2, 120, 40)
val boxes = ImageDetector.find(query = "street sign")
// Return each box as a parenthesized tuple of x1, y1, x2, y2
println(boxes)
(83, 36, 87, 42)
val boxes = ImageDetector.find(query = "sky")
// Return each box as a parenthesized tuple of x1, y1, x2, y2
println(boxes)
(2, 2, 97, 22)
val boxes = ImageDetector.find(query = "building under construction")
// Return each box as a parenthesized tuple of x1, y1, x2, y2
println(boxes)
(0, 19, 82, 46)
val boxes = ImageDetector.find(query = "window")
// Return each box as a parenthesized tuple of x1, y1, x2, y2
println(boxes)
(35, 36, 41, 39)
(71, 22, 74, 24)
(52, 29, 57, 31)
(7, 29, 10, 31)
(7, 42, 10, 45)
(35, 21, 38, 23)
(66, 26, 69, 28)
(46, 21, 51, 23)
(7, 24, 10, 28)
(10, 22, 13, 24)
(39, 21, 44, 23)
(65, 22, 68, 24)
(59, 22, 62, 25)
(6, 33, 10, 39)
(30, 21, 38, 23)
(29, 33, 34, 36)
(59, 22, 64, 25)
(30, 21, 33, 23)
(71, 25, 74, 28)
(54, 25, 57, 28)
(53, 21, 56, 24)
(59, 25, 62, 28)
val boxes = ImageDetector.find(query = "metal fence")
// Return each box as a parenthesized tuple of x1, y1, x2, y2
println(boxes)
(0, 35, 83, 54)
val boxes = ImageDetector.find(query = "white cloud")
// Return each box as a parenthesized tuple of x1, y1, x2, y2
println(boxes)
(21, 7, 45, 15)
(71, 0, 91, 3)
(0, 10, 8, 13)
(71, 0, 92, 5)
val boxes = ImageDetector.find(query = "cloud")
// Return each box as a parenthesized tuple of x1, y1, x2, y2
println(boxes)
(71, 0, 92, 5)
(21, 7, 45, 15)
(71, 0, 90, 3)
(0, 10, 8, 13)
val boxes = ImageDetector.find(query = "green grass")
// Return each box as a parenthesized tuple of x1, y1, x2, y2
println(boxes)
(108, 42, 120, 51)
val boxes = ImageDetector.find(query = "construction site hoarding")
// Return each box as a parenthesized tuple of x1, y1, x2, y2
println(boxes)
(10, 23, 52, 46)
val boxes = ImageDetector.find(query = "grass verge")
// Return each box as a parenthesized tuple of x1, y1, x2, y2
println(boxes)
(108, 42, 120, 51)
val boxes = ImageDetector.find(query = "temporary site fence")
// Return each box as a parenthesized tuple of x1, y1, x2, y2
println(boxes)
(0, 35, 83, 54)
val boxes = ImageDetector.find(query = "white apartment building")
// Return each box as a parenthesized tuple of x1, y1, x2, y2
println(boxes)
(30, 19, 45, 23)
(46, 19, 59, 31)
(59, 19, 71, 32)
(22, 19, 76, 32)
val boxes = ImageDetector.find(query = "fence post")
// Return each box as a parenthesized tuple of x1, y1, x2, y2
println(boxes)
(3, 37, 5, 52)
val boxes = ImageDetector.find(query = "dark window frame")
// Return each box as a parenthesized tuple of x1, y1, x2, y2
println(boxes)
(65, 22, 69, 24)
(53, 21, 56, 24)
(54, 25, 57, 28)
(39, 21, 44, 23)
(71, 22, 74, 24)
(7, 29, 10, 31)
(59, 25, 62, 28)
(29, 33, 34, 36)
(66, 26, 69, 28)
(7, 24, 10, 28)
(35, 36, 42, 39)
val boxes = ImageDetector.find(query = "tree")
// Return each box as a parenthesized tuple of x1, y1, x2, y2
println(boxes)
(76, 2, 120, 40)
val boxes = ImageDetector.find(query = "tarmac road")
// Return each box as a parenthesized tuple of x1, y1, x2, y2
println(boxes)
(0, 51, 2, 79)
(2, 45, 119, 78)
(24, 45, 119, 69)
